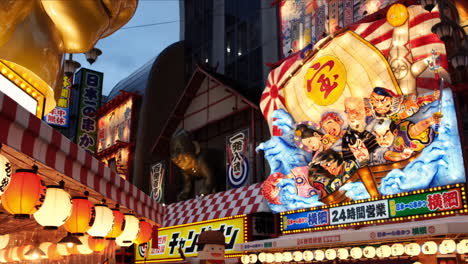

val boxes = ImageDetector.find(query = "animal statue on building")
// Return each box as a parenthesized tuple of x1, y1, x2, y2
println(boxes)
(170, 130, 225, 201)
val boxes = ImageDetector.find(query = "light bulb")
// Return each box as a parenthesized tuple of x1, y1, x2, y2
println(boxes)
(32, 253, 39, 259)
(67, 242, 73, 248)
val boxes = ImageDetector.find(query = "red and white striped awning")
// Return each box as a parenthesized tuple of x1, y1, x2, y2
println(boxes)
(0, 92, 163, 224)
(164, 183, 270, 227)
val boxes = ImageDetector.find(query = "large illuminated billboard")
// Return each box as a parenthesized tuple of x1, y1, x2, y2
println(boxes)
(259, 4, 466, 213)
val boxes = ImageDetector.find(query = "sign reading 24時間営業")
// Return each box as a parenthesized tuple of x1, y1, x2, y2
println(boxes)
(282, 186, 464, 232)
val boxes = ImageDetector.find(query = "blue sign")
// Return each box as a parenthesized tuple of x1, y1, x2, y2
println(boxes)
(283, 209, 329, 231)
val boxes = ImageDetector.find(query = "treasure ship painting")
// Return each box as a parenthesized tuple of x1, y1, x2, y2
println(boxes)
(258, 3, 466, 213)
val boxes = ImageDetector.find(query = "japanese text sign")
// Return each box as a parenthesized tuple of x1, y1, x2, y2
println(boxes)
(282, 209, 329, 231)
(226, 129, 250, 188)
(329, 200, 389, 225)
(75, 68, 103, 153)
(389, 188, 463, 217)
(44, 75, 72, 127)
(97, 98, 132, 152)
(135, 216, 246, 262)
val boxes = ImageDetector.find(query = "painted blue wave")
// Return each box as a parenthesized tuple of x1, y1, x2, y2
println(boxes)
(269, 178, 324, 213)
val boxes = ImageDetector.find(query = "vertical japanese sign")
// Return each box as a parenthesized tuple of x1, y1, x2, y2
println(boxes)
(150, 161, 165, 203)
(226, 129, 250, 189)
(44, 75, 72, 127)
(315, 5, 326, 41)
(328, 0, 339, 34)
(343, 0, 354, 26)
(75, 68, 103, 153)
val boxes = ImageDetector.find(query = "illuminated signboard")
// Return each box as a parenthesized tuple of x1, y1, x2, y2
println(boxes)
(0, 73, 37, 116)
(226, 129, 251, 189)
(281, 185, 465, 233)
(134, 215, 247, 263)
(44, 75, 72, 127)
(75, 68, 103, 153)
(150, 161, 165, 203)
(97, 98, 132, 152)
(259, 4, 466, 214)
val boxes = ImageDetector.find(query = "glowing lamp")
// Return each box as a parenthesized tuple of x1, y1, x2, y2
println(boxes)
(116, 236, 134, 247)
(363, 246, 376, 258)
(422, 241, 438, 254)
(33, 183, 72, 229)
(292, 251, 303, 261)
(457, 239, 468, 254)
(88, 236, 108, 252)
(25, 245, 45, 260)
(282, 252, 292, 262)
(11, 247, 21, 261)
(313, 250, 323, 261)
(241, 255, 249, 264)
(116, 214, 140, 244)
(1, 168, 46, 218)
(77, 236, 93, 255)
(134, 220, 153, 244)
(249, 253, 258, 263)
(47, 244, 62, 260)
(106, 208, 125, 240)
(20, 245, 34, 260)
(325, 249, 336, 260)
(0, 154, 12, 196)
(63, 196, 94, 236)
(273, 252, 283, 262)
(56, 244, 71, 256)
(350, 247, 363, 259)
(39, 242, 52, 258)
(0, 235, 9, 250)
(3, 248, 13, 262)
(67, 244, 80, 255)
(265, 253, 274, 263)
(0, 249, 6, 263)
(439, 239, 456, 254)
(87, 204, 114, 238)
(337, 248, 349, 260)
(391, 243, 404, 256)
(376, 245, 391, 258)
(258, 252, 266, 262)
(405, 243, 420, 256)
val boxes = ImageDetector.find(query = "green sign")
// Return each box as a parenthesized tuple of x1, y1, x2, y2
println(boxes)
(388, 188, 462, 217)
(75, 68, 103, 153)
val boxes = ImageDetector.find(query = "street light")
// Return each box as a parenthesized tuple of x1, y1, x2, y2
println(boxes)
(450, 50, 468, 71)
(432, 20, 454, 42)
(64, 54, 81, 76)
(84, 47, 102, 64)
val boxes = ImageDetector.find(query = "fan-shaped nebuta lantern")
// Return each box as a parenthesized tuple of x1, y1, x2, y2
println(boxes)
(63, 197, 94, 236)
(87, 204, 114, 238)
(116, 214, 139, 244)
(33, 185, 72, 229)
(56, 244, 71, 256)
(0, 235, 9, 250)
(77, 236, 93, 255)
(134, 220, 153, 244)
(106, 208, 125, 240)
(0, 154, 12, 196)
(88, 236, 108, 252)
(0, 169, 46, 218)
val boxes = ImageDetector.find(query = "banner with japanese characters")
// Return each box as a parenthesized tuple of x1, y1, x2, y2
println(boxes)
(226, 129, 251, 189)
(75, 68, 103, 153)
(44, 75, 73, 127)
(135, 215, 246, 262)
(150, 161, 165, 203)
(96, 97, 132, 152)
(388, 188, 463, 218)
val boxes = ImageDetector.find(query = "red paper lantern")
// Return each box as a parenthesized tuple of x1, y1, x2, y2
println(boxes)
(47, 244, 62, 260)
(105, 208, 125, 240)
(88, 236, 108, 252)
(1, 169, 46, 219)
(63, 196, 94, 236)
(134, 220, 153, 245)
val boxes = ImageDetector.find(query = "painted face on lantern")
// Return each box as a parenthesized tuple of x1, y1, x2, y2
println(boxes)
(349, 138, 370, 164)
(302, 135, 322, 152)
(344, 98, 366, 132)
(321, 118, 342, 137)
(320, 159, 343, 176)
(198, 244, 225, 260)
(374, 128, 396, 147)
(370, 92, 394, 116)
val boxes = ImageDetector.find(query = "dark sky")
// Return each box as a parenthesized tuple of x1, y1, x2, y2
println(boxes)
(75, 0, 181, 96)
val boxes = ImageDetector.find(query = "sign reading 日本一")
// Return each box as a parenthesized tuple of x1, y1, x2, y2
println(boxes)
(226, 129, 250, 188)
(135, 216, 246, 262)
(389, 188, 463, 217)
(75, 68, 103, 153)
(44, 75, 72, 127)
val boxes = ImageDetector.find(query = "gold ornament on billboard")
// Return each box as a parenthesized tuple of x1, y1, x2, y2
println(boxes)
(0, 0, 138, 114)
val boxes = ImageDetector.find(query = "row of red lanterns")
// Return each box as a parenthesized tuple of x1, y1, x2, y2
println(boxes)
(0, 157, 154, 250)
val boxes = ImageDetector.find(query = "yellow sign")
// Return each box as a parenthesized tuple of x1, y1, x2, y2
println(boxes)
(304, 55, 346, 106)
(135, 215, 246, 263)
